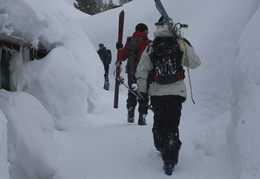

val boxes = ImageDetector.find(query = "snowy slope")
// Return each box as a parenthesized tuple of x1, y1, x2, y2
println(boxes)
(0, 0, 260, 178)
(0, 110, 8, 179)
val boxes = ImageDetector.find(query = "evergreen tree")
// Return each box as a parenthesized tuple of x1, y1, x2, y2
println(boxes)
(74, 0, 126, 15)
(96, 0, 104, 13)
(103, 1, 108, 11)
(107, 0, 114, 9)
(74, 0, 99, 15)
(119, 0, 132, 6)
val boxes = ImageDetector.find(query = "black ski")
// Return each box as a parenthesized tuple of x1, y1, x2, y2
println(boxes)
(154, 0, 177, 36)
(154, 0, 188, 37)
(114, 10, 125, 108)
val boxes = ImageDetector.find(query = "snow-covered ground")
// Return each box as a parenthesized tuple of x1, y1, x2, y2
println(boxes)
(0, 0, 260, 178)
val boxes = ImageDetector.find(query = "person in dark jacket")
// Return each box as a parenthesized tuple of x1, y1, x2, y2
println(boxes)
(97, 43, 112, 90)
(116, 23, 152, 125)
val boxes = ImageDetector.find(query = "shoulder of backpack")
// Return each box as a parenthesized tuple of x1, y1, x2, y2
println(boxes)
(127, 37, 144, 52)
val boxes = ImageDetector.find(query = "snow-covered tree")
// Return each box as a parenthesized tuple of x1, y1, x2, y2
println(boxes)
(74, 0, 99, 15)
(96, 0, 104, 12)
(119, 0, 132, 6)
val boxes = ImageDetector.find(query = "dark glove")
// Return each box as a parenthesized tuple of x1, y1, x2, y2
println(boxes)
(116, 42, 123, 50)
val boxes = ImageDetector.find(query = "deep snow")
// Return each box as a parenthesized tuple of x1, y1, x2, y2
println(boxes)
(0, 0, 260, 178)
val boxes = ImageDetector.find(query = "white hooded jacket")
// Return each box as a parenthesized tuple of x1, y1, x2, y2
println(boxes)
(135, 25, 201, 99)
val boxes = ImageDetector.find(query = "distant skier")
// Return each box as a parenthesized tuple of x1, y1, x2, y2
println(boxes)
(135, 17, 201, 175)
(116, 23, 152, 125)
(97, 43, 112, 90)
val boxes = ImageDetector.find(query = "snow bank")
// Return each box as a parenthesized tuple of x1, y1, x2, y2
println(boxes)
(1, 0, 104, 177)
(0, 91, 57, 178)
(0, 110, 9, 179)
(228, 1, 260, 178)
(1, 0, 104, 128)
(20, 43, 102, 129)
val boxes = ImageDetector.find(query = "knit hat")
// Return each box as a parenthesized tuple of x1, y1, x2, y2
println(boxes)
(135, 23, 148, 32)
(155, 16, 165, 26)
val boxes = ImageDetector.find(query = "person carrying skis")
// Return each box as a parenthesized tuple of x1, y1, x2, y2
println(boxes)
(135, 17, 201, 175)
(97, 43, 112, 90)
(116, 23, 152, 125)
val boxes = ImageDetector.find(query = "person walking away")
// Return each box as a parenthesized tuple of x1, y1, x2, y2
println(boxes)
(135, 17, 201, 175)
(97, 43, 112, 90)
(116, 23, 152, 125)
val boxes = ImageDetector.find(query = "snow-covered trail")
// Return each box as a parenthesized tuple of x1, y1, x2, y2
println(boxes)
(52, 87, 235, 179)
(53, 122, 157, 179)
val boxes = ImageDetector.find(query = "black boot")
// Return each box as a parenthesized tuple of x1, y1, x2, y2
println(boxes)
(127, 107, 135, 123)
(103, 75, 109, 90)
(138, 113, 147, 125)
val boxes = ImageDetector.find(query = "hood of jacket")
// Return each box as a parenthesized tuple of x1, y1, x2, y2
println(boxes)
(153, 25, 172, 38)
(132, 31, 148, 39)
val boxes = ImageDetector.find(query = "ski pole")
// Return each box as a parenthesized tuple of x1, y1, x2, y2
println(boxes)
(180, 35, 195, 104)
(118, 77, 154, 111)
(117, 76, 143, 99)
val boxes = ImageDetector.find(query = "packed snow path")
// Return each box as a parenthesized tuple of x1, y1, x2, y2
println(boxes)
(53, 90, 235, 179)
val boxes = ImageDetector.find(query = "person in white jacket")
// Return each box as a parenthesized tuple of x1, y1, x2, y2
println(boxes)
(135, 18, 201, 175)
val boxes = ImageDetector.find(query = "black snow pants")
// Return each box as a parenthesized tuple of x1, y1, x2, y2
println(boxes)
(127, 74, 148, 114)
(151, 95, 185, 165)
(103, 64, 109, 78)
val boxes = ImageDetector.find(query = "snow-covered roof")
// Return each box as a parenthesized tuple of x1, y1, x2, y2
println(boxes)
(0, 33, 31, 51)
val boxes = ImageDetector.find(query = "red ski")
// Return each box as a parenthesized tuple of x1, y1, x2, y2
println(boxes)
(114, 10, 125, 108)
